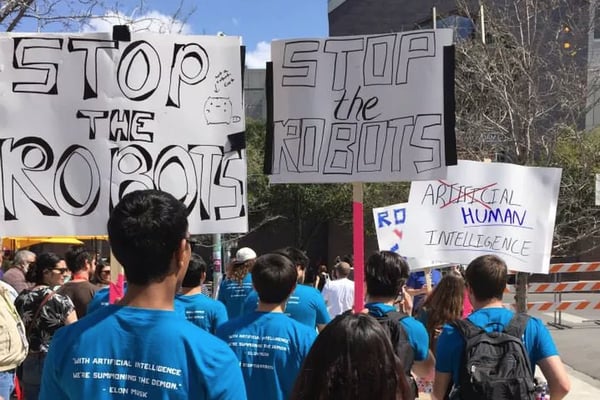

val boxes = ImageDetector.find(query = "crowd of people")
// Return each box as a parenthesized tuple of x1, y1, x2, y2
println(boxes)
(0, 189, 572, 400)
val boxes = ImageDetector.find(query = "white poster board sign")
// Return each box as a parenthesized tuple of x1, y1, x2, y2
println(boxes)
(401, 160, 562, 273)
(373, 201, 451, 270)
(0, 32, 246, 236)
(268, 29, 454, 184)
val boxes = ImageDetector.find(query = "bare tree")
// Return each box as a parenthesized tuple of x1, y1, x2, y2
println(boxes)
(0, 0, 196, 33)
(450, 0, 598, 310)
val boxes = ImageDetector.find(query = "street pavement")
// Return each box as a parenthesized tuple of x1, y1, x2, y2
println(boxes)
(562, 365, 600, 399)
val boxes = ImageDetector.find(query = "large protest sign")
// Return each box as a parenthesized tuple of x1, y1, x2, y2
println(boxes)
(0, 32, 246, 236)
(373, 201, 451, 270)
(401, 161, 562, 273)
(266, 29, 456, 184)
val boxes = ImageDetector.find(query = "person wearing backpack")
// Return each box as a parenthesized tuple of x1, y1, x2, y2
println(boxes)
(364, 251, 435, 400)
(432, 254, 571, 400)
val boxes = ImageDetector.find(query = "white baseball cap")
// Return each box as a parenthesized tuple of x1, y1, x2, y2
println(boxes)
(234, 247, 257, 264)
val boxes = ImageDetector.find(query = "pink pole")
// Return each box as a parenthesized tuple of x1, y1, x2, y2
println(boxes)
(352, 183, 365, 312)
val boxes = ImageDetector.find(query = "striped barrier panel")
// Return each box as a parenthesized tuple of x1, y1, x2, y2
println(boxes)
(506, 281, 600, 293)
(549, 262, 600, 274)
(525, 300, 600, 312)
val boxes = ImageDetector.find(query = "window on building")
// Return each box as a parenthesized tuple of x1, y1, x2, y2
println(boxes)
(438, 15, 475, 41)
(416, 14, 475, 42)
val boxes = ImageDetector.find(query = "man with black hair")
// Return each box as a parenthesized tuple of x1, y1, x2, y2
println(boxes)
(242, 246, 330, 331)
(364, 251, 435, 384)
(217, 253, 316, 400)
(175, 253, 228, 334)
(432, 254, 570, 400)
(57, 246, 98, 318)
(40, 189, 246, 400)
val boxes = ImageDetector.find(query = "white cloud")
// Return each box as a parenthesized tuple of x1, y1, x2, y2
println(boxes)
(83, 10, 192, 34)
(246, 41, 271, 69)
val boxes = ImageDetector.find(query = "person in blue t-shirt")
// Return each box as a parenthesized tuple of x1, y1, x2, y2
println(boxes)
(40, 189, 246, 400)
(217, 247, 256, 319)
(242, 246, 330, 331)
(364, 251, 435, 384)
(217, 253, 317, 400)
(432, 254, 570, 400)
(405, 269, 442, 315)
(175, 253, 228, 334)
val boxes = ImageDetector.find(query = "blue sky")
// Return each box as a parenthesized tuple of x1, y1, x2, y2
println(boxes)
(12, 0, 329, 68)
(183, 0, 330, 67)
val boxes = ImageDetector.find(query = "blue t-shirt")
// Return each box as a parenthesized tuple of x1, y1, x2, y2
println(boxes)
(242, 284, 330, 329)
(407, 269, 442, 312)
(365, 302, 430, 361)
(40, 305, 246, 400)
(435, 307, 559, 383)
(216, 311, 316, 400)
(217, 274, 253, 319)
(87, 287, 110, 314)
(175, 292, 228, 334)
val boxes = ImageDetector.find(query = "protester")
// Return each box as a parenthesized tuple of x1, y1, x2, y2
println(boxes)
(405, 268, 442, 315)
(217, 247, 256, 318)
(432, 254, 570, 400)
(217, 253, 316, 400)
(313, 264, 329, 292)
(90, 259, 111, 288)
(321, 261, 354, 317)
(291, 312, 412, 400)
(415, 273, 465, 395)
(39, 189, 246, 399)
(243, 247, 330, 331)
(0, 279, 28, 400)
(364, 251, 435, 398)
(15, 252, 77, 400)
(57, 246, 98, 318)
(2, 250, 35, 294)
(175, 253, 228, 334)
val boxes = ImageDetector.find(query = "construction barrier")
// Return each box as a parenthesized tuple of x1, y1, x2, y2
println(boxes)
(505, 262, 600, 329)
(549, 262, 600, 274)
(506, 281, 600, 293)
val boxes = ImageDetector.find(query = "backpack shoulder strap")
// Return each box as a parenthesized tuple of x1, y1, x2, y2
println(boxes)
(503, 313, 530, 338)
(385, 310, 409, 323)
(450, 318, 485, 340)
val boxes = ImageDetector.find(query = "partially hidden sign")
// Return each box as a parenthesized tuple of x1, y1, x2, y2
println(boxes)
(0, 32, 246, 236)
(372, 201, 450, 270)
(267, 29, 455, 184)
(401, 160, 562, 273)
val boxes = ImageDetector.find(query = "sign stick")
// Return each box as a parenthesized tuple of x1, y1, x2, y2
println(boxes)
(353, 182, 365, 312)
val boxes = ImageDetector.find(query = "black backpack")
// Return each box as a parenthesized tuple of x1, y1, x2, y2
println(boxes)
(450, 313, 536, 400)
(374, 311, 417, 399)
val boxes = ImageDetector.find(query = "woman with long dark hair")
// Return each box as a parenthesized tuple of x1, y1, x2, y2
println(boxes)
(15, 252, 77, 400)
(291, 312, 412, 400)
(415, 272, 465, 395)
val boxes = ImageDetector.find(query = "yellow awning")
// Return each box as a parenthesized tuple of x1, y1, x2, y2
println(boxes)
(1, 237, 85, 251)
